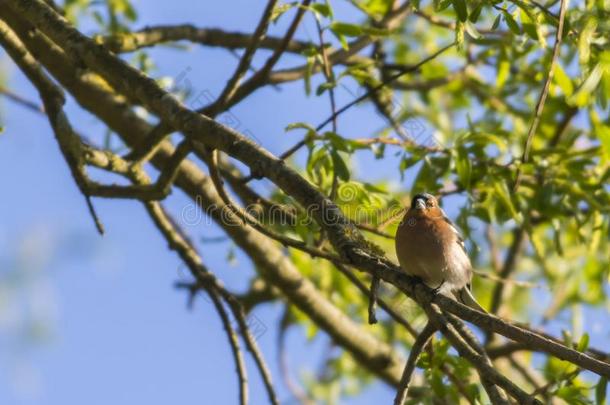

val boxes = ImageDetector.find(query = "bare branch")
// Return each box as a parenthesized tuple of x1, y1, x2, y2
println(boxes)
(393, 322, 436, 405)
(513, 0, 568, 191)
(0, 19, 104, 235)
(215, 0, 278, 108)
(0, 85, 44, 113)
(445, 314, 510, 404)
(207, 290, 250, 405)
(101, 25, 313, 54)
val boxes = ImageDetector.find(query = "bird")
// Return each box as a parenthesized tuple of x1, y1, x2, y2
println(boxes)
(395, 193, 485, 312)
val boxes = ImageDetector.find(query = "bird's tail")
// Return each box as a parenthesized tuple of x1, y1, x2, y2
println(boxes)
(455, 285, 487, 313)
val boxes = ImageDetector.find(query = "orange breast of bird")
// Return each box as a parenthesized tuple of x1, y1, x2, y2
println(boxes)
(395, 208, 452, 287)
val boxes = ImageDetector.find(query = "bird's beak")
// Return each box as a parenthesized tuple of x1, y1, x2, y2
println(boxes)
(415, 199, 426, 210)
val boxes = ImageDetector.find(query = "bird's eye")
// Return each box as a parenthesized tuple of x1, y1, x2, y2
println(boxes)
(426, 200, 434, 207)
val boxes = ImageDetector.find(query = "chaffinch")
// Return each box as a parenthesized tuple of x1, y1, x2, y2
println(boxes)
(395, 193, 485, 312)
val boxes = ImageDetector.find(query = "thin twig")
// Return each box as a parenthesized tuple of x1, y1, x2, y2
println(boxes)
(215, 0, 278, 108)
(393, 322, 436, 405)
(334, 263, 417, 337)
(207, 0, 312, 113)
(0, 20, 105, 235)
(208, 290, 250, 405)
(0, 85, 45, 113)
(508, 355, 544, 393)
(222, 292, 280, 405)
(101, 25, 315, 54)
(314, 13, 340, 201)
(145, 199, 278, 405)
(278, 310, 314, 405)
(368, 275, 380, 324)
(474, 269, 545, 290)
(86, 140, 192, 201)
(513, 0, 568, 191)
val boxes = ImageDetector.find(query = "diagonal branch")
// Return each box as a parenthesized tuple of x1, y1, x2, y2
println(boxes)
(207, 289, 249, 405)
(393, 322, 436, 405)
(426, 304, 537, 404)
(445, 314, 510, 404)
(214, 0, 278, 108)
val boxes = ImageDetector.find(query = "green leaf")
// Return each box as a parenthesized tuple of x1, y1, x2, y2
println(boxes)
(553, 63, 574, 97)
(329, 22, 363, 37)
(568, 63, 604, 106)
(331, 150, 350, 181)
(311, 3, 332, 18)
(436, 0, 453, 12)
(491, 14, 502, 30)
(578, 17, 598, 66)
(494, 181, 521, 222)
(556, 386, 590, 405)
(503, 11, 521, 35)
(464, 20, 482, 39)
(455, 147, 472, 189)
(285, 122, 316, 133)
(521, 8, 539, 41)
(325, 132, 351, 152)
(469, 2, 483, 22)
(330, 30, 349, 50)
(316, 81, 336, 96)
(596, 376, 608, 405)
(451, 0, 468, 22)
(576, 333, 590, 352)
(496, 59, 510, 88)
(271, 3, 295, 22)
(399, 152, 422, 174)
(594, 123, 610, 161)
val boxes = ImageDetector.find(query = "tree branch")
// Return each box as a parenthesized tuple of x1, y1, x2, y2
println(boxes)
(513, 0, 568, 191)
(393, 322, 436, 405)
(0, 18, 104, 235)
(3, 8, 410, 387)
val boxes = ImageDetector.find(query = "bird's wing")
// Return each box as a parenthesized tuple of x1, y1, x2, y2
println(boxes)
(440, 210, 467, 254)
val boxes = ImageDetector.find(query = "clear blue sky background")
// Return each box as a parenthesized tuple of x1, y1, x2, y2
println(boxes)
(1, 1, 608, 404)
